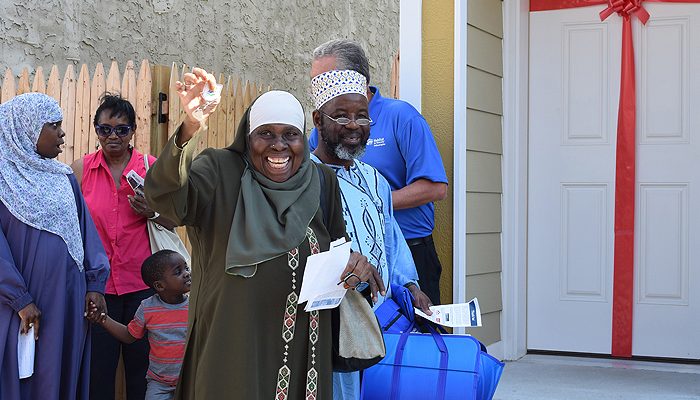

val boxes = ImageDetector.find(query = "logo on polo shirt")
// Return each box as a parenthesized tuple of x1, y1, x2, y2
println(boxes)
(366, 137, 385, 147)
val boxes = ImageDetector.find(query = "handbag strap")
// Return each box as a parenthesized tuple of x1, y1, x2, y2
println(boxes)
(390, 321, 449, 400)
(144, 153, 150, 171)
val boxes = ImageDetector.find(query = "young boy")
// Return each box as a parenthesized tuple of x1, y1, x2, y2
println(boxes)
(91, 250, 190, 399)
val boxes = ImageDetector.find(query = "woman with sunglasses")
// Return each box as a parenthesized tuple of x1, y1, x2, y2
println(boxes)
(70, 94, 175, 399)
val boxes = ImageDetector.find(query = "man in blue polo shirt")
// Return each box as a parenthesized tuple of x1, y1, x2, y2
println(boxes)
(308, 39, 448, 305)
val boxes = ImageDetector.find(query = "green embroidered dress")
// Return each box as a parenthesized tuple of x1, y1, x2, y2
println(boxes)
(145, 130, 345, 400)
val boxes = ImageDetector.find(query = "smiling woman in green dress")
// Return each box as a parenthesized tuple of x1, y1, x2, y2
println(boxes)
(145, 68, 384, 400)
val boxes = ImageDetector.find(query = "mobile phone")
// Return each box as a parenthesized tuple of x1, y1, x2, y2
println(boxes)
(126, 170, 145, 197)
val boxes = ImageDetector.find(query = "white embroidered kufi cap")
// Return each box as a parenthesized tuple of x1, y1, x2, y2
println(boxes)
(310, 69, 367, 110)
(249, 90, 305, 134)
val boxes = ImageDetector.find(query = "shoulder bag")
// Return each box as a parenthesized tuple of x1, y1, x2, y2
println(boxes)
(144, 155, 191, 265)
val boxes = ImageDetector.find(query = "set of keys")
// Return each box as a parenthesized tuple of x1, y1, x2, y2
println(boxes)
(190, 83, 223, 118)
(195, 83, 223, 112)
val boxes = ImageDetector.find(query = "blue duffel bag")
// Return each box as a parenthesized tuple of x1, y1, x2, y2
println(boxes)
(367, 285, 504, 400)
(375, 283, 415, 333)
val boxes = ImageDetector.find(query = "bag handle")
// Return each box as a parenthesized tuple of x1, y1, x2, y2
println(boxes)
(389, 320, 449, 400)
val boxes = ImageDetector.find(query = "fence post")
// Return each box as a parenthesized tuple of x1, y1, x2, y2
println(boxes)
(233, 77, 244, 139)
(225, 76, 236, 145)
(2, 69, 16, 103)
(106, 61, 121, 94)
(150, 64, 171, 154)
(90, 63, 106, 153)
(17, 68, 30, 95)
(135, 60, 152, 155)
(75, 64, 91, 160)
(32, 67, 46, 93)
(46, 66, 61, 103)
(60, 65, 76, 164)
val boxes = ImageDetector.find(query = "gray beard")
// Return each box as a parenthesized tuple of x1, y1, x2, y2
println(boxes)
(333, 143, 366, 161)
(320, 128, 367, 161)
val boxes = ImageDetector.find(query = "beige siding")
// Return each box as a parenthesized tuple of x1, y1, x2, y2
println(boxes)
(467, 152, 502, 193)
(467, 67, 503, 115)
(467, 272, 503, 313)
(467, 0, 503, 38)
(466, 233, 502, 275)
(466, 1, 503, 346)
(466, 193, 501, 234)
(467, 109, 502, 154)
(468, 25, 503, 76)
(466, 311, 501, 341)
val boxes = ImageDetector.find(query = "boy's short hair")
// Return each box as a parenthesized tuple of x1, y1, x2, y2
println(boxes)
(141, 250, 179, 288)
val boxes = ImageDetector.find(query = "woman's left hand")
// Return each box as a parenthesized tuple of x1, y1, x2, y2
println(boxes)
(128, 193, 156, 219)
(339, 252, 386, 302)
(85, 292, 107, 323)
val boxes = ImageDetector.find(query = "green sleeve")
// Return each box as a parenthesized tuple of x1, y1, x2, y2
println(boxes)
(144, 125, 219, 227)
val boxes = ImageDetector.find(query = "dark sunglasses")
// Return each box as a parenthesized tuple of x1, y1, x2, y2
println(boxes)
(94, 124, 133, 137)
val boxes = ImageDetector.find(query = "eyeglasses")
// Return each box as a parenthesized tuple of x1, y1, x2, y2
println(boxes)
(94, 124, 133, 137)
(321, 112, 372, 127)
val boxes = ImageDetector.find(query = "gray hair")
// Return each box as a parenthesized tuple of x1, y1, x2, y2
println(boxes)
(312, 39, 371, 84)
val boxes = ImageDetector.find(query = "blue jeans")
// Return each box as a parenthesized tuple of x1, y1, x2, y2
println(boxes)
(333, 371, 361, 400)
(145, 378, 176, 400)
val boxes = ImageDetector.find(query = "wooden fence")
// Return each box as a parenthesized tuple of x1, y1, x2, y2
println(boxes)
(1, 60, 271, 251)
(1, 55, 398, 249)
(390, 51, 400, 99)
(0, 60, 270, 159)
(2, 55, 398, 399)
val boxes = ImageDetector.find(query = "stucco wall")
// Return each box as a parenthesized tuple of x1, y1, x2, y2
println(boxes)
(422, 2, 454, 307)
(0, 0, 398, 111)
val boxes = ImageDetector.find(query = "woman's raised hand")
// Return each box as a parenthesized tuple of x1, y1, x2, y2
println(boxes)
(175, 67, 220, 144)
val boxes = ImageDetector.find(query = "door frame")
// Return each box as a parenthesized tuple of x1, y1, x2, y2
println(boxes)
(402, 0, 532, 360)
(501, 0, 530, 361)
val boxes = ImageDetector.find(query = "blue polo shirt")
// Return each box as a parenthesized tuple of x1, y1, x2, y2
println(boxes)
(309, 86, 447, 239)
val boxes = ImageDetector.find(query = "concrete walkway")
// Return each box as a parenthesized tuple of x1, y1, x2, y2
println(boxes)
(494, 354, 700, 400)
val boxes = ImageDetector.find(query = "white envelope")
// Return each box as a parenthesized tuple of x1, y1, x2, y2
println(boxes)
(18, 325, 35, 379)
(299, 238, 351, 311)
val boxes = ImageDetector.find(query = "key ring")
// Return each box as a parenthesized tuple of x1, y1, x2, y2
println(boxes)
(338, 272, 369, 292)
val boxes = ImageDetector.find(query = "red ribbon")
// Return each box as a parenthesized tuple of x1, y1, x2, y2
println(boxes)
(531, 0, 700, 11)
(529, 0, 700, 358)
(599, 0, 650, 22)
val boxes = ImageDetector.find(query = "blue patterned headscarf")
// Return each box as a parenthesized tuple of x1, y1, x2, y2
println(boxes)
(0, 93, 84, 270)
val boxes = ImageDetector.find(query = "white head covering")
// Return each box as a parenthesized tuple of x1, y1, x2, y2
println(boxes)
(310, 69, 367, 110)
(0, 93, 84, 270)
(248, 90, 305, 134)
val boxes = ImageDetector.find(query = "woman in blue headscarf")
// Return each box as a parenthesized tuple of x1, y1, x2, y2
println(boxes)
(0, 93, 110, 399)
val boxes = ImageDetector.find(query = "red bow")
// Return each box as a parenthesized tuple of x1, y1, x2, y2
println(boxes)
(600, 0, 651, 23)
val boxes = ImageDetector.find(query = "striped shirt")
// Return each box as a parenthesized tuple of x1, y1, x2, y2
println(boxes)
(128, 294, 188, 386)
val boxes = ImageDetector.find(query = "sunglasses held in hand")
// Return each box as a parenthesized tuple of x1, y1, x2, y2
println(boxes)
(338, 272, 370, 292)
(94, 124, 133, 137)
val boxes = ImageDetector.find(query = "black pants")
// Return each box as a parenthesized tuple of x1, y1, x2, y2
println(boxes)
(407, 235, 443, 305)
(90, 289, 154, 400)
